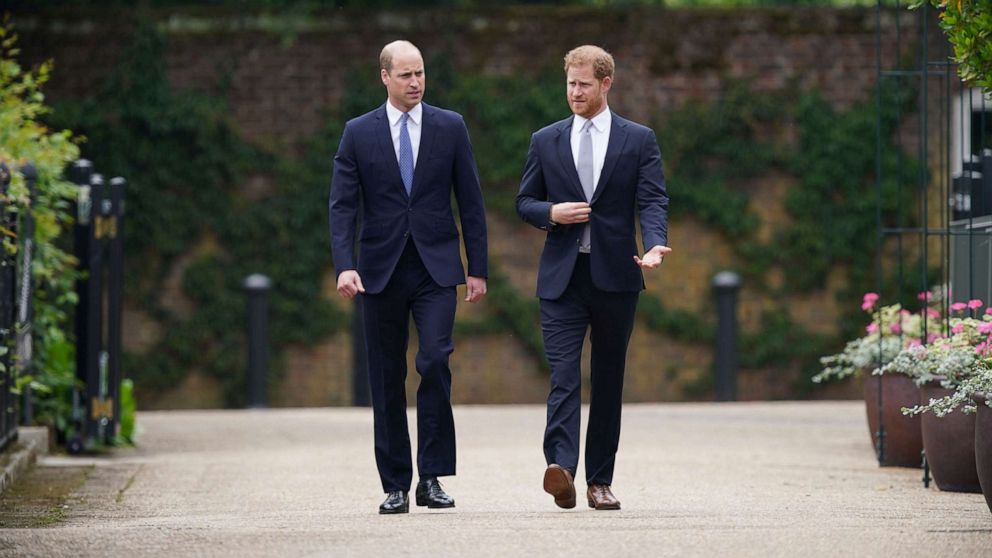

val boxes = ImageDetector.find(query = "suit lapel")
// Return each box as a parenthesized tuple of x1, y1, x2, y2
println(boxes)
(374, 104, 408, 198)
(591, 115, 629, 204)
(410, 103, 437, 200)
(555, 119, 588, 201)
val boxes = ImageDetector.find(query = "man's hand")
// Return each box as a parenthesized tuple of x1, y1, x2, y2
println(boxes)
(336, 270, 365, 299)
(634, 245, 672, 270)
(466, 276, 487, 303)
(550, 202, 591, 224)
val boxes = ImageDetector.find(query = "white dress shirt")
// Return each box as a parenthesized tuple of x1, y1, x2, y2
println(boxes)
(386, 101, 422, 166)
(570, 107, 612, 193)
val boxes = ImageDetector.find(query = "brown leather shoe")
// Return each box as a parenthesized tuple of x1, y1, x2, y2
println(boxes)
(587, 484, 621, 510)
(543, 464, 576, 509)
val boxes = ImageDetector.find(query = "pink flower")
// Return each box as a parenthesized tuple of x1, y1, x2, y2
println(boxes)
(918, 291, 933, 301)
(969, 299, 984, 309)
(890, 323, 902, 334)
(986, 308, 992, 315)
(866, 323, 879, 334)
(976, 343, 987, 355)
(861, 292, 879, 311)
(907, 339, 922, 348)
(927, 308, 941, 319)
(978, 322, 992, 334)
(952, 323, 965, 334)
(927, 333, 940, 343)
(951, 302, 968, 313)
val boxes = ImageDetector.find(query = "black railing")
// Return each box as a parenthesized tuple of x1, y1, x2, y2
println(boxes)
(0, 158, 127, 453)
(0, 163, 19, 451)
(875, 2, 989, 485)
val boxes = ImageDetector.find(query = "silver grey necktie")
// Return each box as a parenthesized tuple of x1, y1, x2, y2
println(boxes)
(577, 120, 594, 252)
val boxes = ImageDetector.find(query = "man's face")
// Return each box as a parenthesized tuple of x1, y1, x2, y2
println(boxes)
(382, 49, 425, 112)
(566, 63, 611, 119)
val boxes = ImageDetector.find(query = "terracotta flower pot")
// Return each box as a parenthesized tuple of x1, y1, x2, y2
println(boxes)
(863, 373, 923, 467)
(920, 381, 982, 493)
(973, 394, 992, 514)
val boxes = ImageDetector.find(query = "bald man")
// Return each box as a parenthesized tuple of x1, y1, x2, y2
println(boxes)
(329, 40, 488, 514)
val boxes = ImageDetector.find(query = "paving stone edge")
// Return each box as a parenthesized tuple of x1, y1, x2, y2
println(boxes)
(0, 427, 49, 495)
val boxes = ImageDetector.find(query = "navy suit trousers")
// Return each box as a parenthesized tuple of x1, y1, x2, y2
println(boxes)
(362, 239, 457, 493)
(540, 254, 639, 486)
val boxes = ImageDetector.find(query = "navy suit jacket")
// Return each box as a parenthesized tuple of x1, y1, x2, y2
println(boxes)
(516, 112, 668, 300)
(329, 102, 488, 294)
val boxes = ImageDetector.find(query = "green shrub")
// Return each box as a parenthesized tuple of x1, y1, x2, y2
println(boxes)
(0, 22, 81, 434)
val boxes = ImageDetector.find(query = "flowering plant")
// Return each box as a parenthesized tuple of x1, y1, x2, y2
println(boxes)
(814, 291, 945, 383)
(902, 366, 992, 417)
(893, 300, 992, 416)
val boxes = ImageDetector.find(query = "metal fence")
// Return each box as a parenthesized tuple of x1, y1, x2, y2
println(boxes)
(0, 164, 19, 451)
(0, 159, 126, 453)
(874, 1, 990, 483)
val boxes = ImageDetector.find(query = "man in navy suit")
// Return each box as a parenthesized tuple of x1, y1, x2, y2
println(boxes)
(329, 40, 488, 515)
(517, 45, 670, 511)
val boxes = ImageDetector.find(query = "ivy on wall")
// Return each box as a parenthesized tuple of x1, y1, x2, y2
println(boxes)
(49, 23, 347, 403)
(660, 84, 782, 238)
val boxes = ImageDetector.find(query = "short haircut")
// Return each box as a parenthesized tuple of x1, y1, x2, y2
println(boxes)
(563, 45, 615, 80)
(380, 40, 420, 72)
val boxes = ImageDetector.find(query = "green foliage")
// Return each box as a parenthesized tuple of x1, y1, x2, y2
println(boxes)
(661, 84, 783, 238)
(48, 23, 348, 405)
(48, 23, 261, 302)
(2, 0, 887, 8)
(776, 82, 917, 292)
(0, 22, 81, 433)
(483, 266, 547, 371)
(425, 58, 566, 218)
(117, 379, 136, 444)
(637, 295, 714, 342)
(915, 0, 992, 95)
(739, 310, 832, 394)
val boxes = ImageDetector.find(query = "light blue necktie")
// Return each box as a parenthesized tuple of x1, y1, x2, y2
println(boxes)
(399, 113, 414, 195)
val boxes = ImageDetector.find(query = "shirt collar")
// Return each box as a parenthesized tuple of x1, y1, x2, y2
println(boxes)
(573, 107, 611, 134)
(386, 101, 422, 127)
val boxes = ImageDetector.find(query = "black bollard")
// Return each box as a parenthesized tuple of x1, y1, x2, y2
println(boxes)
(244, 274, 271, 408)
(68, 160, 93, 452)
(105, 177, 125, 442)
(82, 173, 107, 443)
(712, 271, 741, 402)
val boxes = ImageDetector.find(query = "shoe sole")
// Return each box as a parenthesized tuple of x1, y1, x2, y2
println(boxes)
(416, 495, 456, 508)
(422, 501, 456, 509)
(378, 504, 409, 515)
(543, 465, 576, 509)
(587, 498, 621, 511)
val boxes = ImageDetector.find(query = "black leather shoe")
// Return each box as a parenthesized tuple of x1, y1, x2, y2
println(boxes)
(378, 491, 409, 514)
(415, 477, 455, 508)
